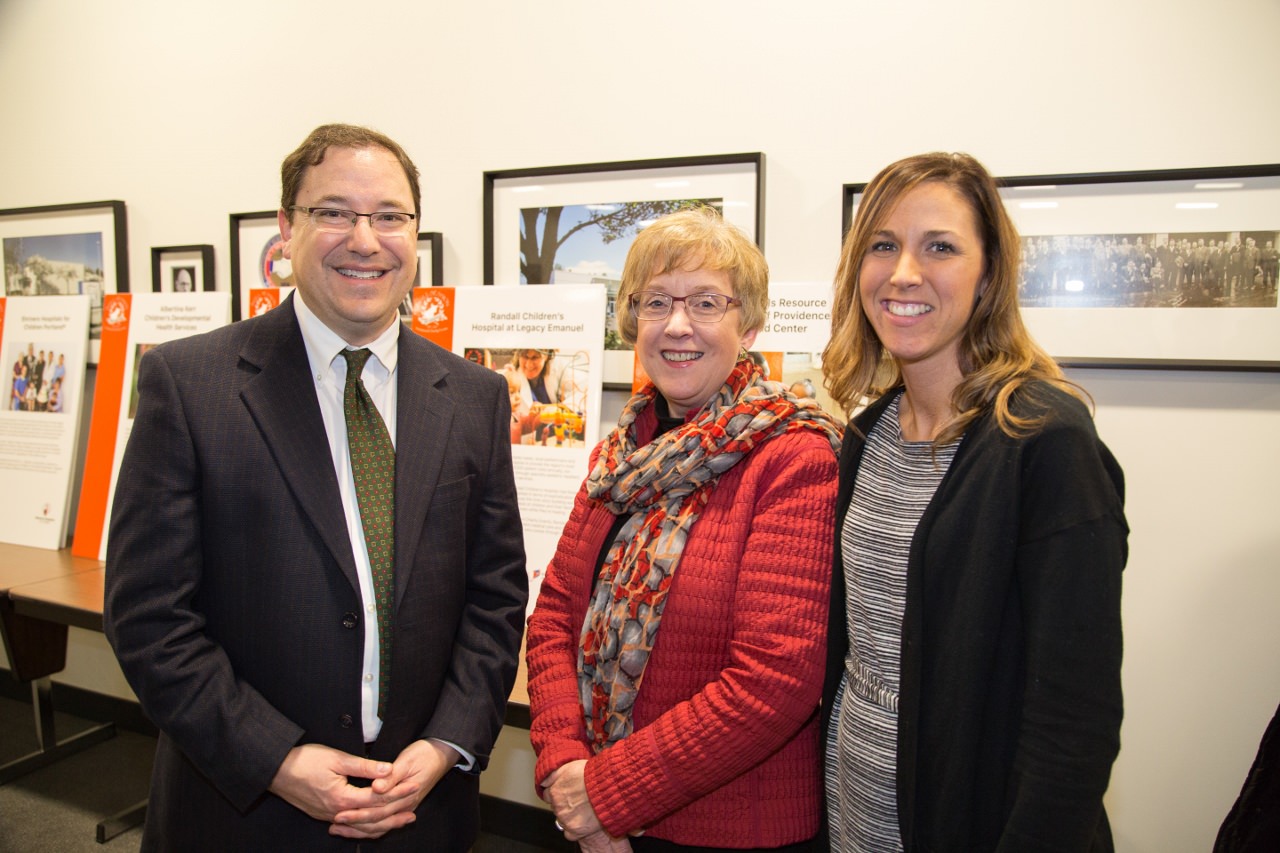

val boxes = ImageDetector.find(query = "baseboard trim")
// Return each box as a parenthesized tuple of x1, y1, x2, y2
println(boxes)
(479, 794, 575, 850)
(0, 672, 156, 737)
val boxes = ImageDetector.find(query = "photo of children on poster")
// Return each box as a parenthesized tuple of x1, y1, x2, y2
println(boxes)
(8, 343, 71, 413)
(465, 346, 589, 448)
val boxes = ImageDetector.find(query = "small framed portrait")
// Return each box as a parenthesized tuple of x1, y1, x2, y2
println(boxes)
(151, 244, 215, 293)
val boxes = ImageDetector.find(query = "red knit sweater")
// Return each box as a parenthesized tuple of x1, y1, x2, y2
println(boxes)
(526, 407, 837, 847)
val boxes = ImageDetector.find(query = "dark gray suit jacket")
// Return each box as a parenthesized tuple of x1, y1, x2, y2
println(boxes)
(104, 296, 527, 851)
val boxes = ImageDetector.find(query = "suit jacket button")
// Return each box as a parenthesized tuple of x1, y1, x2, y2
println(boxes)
(342, 612, 358, 629)
(339, 714, 354, 728)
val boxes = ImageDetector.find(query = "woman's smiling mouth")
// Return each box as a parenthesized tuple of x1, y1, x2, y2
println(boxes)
(885, 301, 933, 317)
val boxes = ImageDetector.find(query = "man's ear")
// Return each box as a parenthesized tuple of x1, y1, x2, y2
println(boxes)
(277, 208, 293, 259)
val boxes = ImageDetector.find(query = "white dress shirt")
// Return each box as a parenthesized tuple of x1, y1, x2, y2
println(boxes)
(294, 296, 399, 743)
(292, 296, 474, 768)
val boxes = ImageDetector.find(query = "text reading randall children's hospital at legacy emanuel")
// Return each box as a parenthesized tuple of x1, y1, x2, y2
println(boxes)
(471, 311, 585, 335)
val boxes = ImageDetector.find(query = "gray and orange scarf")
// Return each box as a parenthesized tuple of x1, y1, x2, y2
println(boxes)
(577, 356, 842, 750)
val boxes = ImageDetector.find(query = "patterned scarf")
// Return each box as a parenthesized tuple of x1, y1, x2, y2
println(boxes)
(577, 356, 842, 750)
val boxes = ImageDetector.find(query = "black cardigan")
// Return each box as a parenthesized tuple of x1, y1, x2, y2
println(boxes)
(821, 382, 1127, 852)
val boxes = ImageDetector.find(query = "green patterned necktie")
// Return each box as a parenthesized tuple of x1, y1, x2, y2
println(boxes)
(340, 348, 395, 719)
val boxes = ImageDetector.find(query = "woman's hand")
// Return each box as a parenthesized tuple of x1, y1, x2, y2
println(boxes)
(541, 759, 605, 840)
(578, 829, 634, 852)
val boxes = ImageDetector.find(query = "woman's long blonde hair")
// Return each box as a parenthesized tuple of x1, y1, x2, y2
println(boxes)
(822, 152, 1083, 444)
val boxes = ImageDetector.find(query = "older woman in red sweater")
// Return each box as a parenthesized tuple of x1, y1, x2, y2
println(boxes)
(526, 206, 841, 852)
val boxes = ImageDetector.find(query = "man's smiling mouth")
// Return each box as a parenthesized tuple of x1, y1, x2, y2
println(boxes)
(338, 268, 385, 280)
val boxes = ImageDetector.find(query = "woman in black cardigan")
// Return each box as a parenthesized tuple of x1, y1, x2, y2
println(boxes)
(819, 152, 1128, 852)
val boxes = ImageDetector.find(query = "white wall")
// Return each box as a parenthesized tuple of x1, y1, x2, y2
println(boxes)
(2, 1, 1278, 849)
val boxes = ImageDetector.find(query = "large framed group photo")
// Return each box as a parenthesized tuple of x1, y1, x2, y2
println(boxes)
(843, 164, 1280, 370)
(484, 153, 765, 386)
(1, 200, 129, 363)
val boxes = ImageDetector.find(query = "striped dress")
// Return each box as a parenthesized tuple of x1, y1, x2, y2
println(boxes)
(825, 393, 960, 851)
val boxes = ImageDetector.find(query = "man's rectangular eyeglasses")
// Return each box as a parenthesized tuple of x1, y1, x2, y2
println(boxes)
(291, 206, 416, 235)
(629, 291, 741, 323)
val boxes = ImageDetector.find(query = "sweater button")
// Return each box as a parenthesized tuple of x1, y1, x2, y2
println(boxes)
(342, 612, 358, 629)
(339, 714, 354, 728)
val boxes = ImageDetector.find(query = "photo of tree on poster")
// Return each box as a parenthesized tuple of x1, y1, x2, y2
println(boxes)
(519, 199, 720, 349)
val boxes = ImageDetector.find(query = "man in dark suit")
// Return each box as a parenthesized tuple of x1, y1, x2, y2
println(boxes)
(29, 349, 45, 398)
(104, 124, 527, 851)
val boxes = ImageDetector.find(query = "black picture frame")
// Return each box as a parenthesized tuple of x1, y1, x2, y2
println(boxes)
(414, 231, 444, 288)
(0, 200, 129, 363)
(484, 153, 765, 385)
(229, 210, 280, 322)
(842, 164, 1280, 371)
(151, 244, 215, 293)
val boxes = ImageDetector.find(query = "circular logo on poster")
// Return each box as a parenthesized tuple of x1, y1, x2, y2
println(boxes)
(103, 294, 130, 330)
(413, 290, 450, 331)
(251, 292, 279, 317)
(259, 235, 293, 288)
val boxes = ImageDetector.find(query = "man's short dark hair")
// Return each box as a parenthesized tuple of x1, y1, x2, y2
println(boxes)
(280, 124, 421, 220)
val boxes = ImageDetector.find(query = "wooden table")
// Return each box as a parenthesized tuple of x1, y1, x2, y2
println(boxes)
(8, 566, 108, 633)
(0, 546, 142, 840)
(0, 543, 113, 781)
(0, 543, 102, 679)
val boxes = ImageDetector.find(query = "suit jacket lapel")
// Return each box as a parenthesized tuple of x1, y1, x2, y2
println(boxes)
(393, 325, 454, 609)
(238, 296, 360, 594)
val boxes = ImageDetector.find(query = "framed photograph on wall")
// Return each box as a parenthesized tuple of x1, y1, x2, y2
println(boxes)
(151, 244, 215, 293)
(229, 210, 286, 322)
(1, 200, 129, 363)
(485, 153, 765, 385)
(843, 164, 1280, 370)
